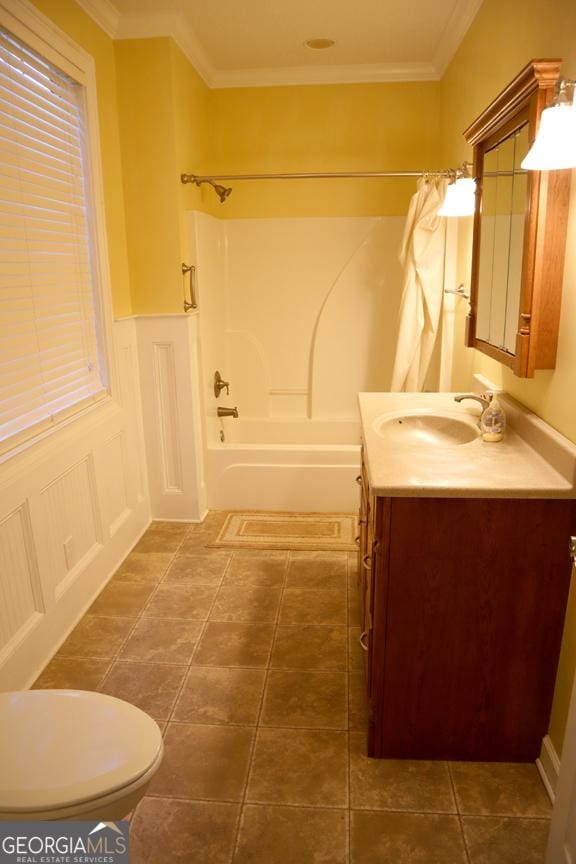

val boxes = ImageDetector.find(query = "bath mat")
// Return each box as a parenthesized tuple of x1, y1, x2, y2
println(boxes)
(209, 512, 358, 552)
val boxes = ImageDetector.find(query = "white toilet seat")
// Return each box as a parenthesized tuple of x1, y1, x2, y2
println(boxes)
(0, 690, 164, 820)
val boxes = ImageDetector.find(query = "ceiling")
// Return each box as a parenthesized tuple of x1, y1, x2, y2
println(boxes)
(77, 0, 484, 87)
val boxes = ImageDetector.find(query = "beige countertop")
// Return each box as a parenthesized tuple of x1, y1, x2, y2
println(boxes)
(358, 392, 576, 498)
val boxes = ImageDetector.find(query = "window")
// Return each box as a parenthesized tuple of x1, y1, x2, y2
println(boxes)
(0, 10, 108, 452)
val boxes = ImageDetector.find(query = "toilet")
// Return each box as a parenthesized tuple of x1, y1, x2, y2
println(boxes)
(0, 690, 164, 821)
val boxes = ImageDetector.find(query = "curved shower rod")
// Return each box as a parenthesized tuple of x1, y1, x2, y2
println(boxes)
(181, 162, 472, 203)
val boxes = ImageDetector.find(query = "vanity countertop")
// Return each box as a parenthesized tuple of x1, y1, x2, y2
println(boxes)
(358, 391, 576, 498)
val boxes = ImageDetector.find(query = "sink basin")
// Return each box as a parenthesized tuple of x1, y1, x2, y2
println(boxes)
(374, 411, 480, 447)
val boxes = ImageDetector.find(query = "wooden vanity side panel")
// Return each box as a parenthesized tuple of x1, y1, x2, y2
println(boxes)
(375, 496, 575, 761)
(368, 496, 392, 756)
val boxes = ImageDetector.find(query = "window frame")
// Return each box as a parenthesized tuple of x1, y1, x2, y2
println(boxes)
(0, 0, 116, 459)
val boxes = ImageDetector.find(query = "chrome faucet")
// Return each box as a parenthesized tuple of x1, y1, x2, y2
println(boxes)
(217, 406, 239, 419)
(453, 392, 492, 412)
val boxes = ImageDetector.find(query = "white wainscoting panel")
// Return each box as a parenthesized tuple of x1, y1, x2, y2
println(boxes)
(40, 456, 102, 595)
(0, 505, 43, 667)
(135, 314, 207, 521)
(0, 319, 151, 691)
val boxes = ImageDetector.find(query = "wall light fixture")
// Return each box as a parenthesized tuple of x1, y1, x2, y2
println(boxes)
(437, 164, 476, 217)
(521, 79, 576, 170)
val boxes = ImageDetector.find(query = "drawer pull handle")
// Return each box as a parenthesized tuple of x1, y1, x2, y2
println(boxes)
(359, 631, 369, 652)
(355, 474, 362, 485)
(362, 554, 372, 570)
(354, 535, 360, 547)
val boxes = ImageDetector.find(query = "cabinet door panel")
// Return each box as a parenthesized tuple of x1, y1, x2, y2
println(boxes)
(374, 497, 575, 761)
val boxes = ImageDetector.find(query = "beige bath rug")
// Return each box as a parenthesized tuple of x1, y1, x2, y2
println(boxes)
(209, 512, 358, 552)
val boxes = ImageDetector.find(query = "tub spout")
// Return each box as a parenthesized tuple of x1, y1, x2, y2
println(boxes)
(217, 406, 239, 419)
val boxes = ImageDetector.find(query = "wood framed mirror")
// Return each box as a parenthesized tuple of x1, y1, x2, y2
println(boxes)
(464, 60, 572, 377)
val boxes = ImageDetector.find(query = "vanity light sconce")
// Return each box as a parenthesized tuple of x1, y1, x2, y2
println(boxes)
(437, 162, 476, 217)
(521, 78, 576, 170)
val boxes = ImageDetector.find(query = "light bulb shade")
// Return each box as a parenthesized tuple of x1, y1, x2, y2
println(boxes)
(521, 103, 576, 170)
(437, 177, 476, 217)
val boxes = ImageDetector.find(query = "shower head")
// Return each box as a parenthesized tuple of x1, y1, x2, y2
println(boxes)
(180, 174, 233, 203)
(212, 182, 233, 203)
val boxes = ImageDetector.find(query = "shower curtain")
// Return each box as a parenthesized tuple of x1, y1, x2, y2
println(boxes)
(390, 176, 448, 392)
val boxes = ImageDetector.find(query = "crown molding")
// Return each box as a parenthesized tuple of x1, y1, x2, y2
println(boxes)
(433, 0, 484, 77)
(114, 10, 213, 85)
(75, 0, 120, 38)
(75, 0, 482, 88)
(208, 61, 440, 89)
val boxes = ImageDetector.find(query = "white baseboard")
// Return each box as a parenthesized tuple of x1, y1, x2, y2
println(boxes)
(537, 734, 561, 804)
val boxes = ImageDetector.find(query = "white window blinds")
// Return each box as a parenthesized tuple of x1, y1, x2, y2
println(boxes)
(0, 25, 106, 449)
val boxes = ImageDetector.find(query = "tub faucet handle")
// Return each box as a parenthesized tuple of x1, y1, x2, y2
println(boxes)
(214, 371, 229, 397)
(217, 406, 239, 419)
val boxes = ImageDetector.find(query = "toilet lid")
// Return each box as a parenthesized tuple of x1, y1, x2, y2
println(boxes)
(0, 690, 163, 812)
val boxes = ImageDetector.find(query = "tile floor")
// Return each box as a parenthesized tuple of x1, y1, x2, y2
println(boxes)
(34, 513, 552, 863)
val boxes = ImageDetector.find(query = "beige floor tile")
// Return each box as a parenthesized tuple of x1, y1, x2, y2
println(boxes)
(261, 670, 347, 729)
(193, 622, 275, 668)
(179, 531, 221, 552)
(164, 552, 231, 586)
(131, 797, 239, 864)
(89, 582, 155, 617)
(462, 816, 550, 864)
(270, 625, 348, 671)
(450, 762, 552, 817)
(119, 618, 203, 664)
(233, 804, 348, 864)
(224, 554, 287, 588)
(173, 666, 266, 725)
(142, 584, 218, 619)
(149, 722, 254, 801)
(33, 657, 111, 690)
(286, 552, 347, 590)
(279, 588, 347, 626)
(246, 728, 348, 807)
(348, 627, 364, 671)
(99, 661, 186, 721)
(349, 732, 456, 812)
(351, 811, 467, 864)
(114, 552, 174, 583)
(349, 673, 368, 732)
(132, 529, 184, 554)
(57, 616, 135, 659)
(150, 521, 191, 534)
(210, 585, 282, 623)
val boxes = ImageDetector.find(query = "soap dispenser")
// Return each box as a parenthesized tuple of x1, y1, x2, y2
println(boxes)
(480, 397, 506, 442)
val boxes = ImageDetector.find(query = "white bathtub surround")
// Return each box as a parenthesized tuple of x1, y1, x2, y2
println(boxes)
(0, 319, 150, 691)
(390, 177, 449, 392)
(134, 314, 207, 522)
(191, 211, 405, 426)
(189, 211, 408, 511)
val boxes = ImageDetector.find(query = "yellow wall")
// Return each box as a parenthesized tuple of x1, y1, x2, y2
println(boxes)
(30, 0, 132, 317)
(441, 0, 576, 755)
(208, 83, 441, 218)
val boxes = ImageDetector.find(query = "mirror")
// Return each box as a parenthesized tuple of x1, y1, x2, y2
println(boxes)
(464, 60, 571, 377)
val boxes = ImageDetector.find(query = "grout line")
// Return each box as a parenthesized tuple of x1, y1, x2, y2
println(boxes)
(447, 762, 472, 864)
(162, 541, 234, 730)
(228, 547, 291, 863)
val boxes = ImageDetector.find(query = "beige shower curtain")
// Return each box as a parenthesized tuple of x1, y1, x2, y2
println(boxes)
(390, 176, 448, 392)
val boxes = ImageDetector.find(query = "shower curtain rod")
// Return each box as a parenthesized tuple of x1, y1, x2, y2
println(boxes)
(181, 163, 472, 202)
(182, 170, 459, 181)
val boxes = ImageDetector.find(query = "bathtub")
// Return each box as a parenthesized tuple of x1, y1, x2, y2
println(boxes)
(205, 418, 361, 512)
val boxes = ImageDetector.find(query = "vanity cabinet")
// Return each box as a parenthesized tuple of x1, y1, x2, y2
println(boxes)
(358, 457, 576, 761)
